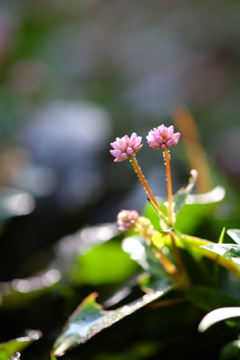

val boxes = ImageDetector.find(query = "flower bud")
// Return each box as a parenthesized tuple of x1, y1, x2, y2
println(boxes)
(147, 125, 180, 151)
(110, 133, 143, 162)
(117, 210, 139, 232)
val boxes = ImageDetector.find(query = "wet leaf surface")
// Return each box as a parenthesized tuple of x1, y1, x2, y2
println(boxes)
(201, 243, 240, 270)
(52, 286, 172, 357)
(227, 229, 240, 245)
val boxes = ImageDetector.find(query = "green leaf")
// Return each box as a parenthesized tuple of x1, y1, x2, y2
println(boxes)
(152, 232, 212, 261)
(227, 229, 240, 245)
(68, 240, 138, 285)
(142, 198, 167, 231)
(175, 186, 225, 234)
(218, 227, 226, 244)
(52, 287, 172, 357)
(178, 235, 240, 278)
(0, 330, 42, 360)
(151, 233, 240, 278)
(175, 203, 213, 234)
(198, 307, 240, 332)
(201, 244, 240, 265)
(174, 169, 198, 214)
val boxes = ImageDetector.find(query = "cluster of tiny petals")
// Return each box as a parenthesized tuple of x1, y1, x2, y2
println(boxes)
(147, 125, 180, 150)
(110, 133, 143, 162)
(117, 210, 139, 232)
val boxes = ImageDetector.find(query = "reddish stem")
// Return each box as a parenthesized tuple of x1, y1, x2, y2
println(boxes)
(130, 158, 161, 211)
(163, 150, 173, 225)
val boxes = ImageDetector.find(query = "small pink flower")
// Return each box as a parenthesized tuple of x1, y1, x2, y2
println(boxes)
(110, 133, 143, 162)
(117, 210, 139, 232)
(147, 125, 180, 150)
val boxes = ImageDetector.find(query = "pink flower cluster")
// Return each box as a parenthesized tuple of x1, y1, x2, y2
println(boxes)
(147, 125, 180, 151)
(117, 210, 139, 232)
(110, 125, 180, 162)
(110, 133, 143, 162)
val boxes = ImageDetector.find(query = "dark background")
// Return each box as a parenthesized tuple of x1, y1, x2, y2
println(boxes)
(0, 1, 240, 358)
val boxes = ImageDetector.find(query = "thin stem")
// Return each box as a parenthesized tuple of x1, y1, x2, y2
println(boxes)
(163, 150, 173, 225)
(136, 222, 176, 275)
(169, 232, 184, 270)
(137, 223, 177, 276)
(169, 231, 191, 289)
(151, 243, 177, 276)
(130, 157, 161, 211)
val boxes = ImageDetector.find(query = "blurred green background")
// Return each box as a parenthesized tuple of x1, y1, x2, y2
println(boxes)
(0, 1, 240, 358)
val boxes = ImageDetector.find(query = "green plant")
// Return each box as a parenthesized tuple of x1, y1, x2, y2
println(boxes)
(1, 124, 240, 360)
(49, 125, 240, 359)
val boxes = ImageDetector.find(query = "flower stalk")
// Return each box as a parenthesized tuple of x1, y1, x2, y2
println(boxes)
(163, 150, 174, 225)
(152, 243, 177, 276)
(146, 124, 180, 224)
(110, 132, 161, 212)
(130, 157, 160, 211)
(110, 125, 189, 287)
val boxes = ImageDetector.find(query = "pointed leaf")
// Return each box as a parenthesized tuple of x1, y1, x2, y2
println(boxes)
(0, 330, 42, 360)
(152, 233, 240, 278)
(146, 199, 170, 231)
(177, 235, 240, 278)
(227, 229, 240, 245)
(198, 307, 240, 332)
(201, 244, 240, 266)
(218, 227, 225, 244)
(147, 198, 165, 221)
(174, 170, 198, 214)
(142, 200, 164, 231)
(52, 286, 172, 357)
